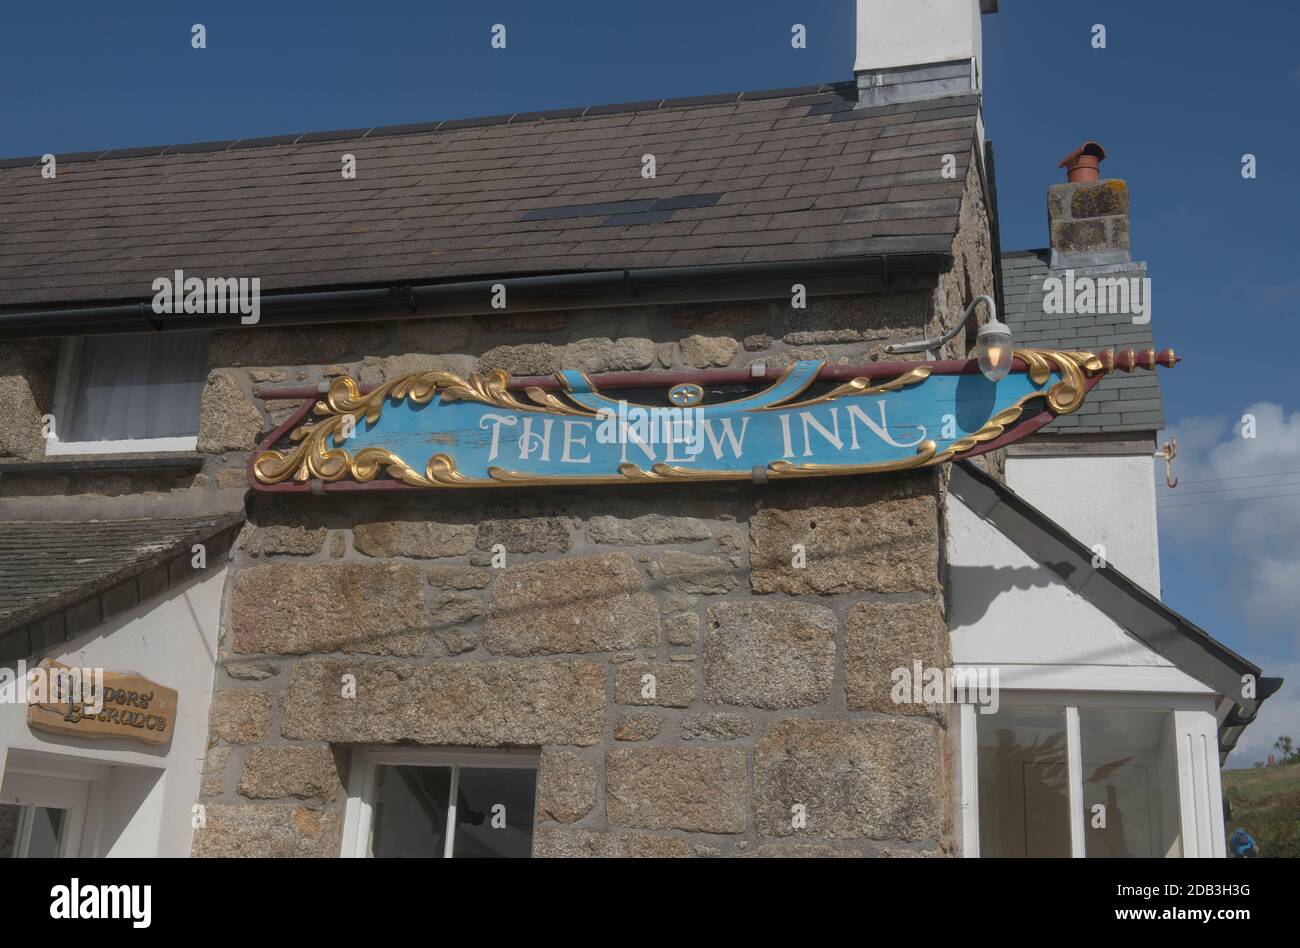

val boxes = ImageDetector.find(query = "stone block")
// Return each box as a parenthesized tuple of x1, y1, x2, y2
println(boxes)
(208, 690, 273, 744)
(238, 746, 341, 803)
(753, 718, 943, 841)
(232, 562, 427, 655)
(750, 477, 938, 594)
(280, 658, 606, 746)
(587, 514, 711, 546)
(191, 804, 341, 857)
(614, 712, 663, 742)
(197, 371, 263, 453)
(844, 599, 947, 714)
(614, 662, 694, 707)
(657, 551, 736, 594)
(485, 553, 658, 655)
(535, 751, 596, 824)
(561, 337, 655, 373)
(353, 519, 474, 558)
(703, 601, 836, 709)
(605, 747, 747, 833)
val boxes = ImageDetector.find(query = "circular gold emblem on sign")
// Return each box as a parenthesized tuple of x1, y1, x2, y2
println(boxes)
(668, 383, 704, 407)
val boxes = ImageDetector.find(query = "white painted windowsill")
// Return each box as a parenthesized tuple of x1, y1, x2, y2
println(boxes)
(42, 436, 199, 457)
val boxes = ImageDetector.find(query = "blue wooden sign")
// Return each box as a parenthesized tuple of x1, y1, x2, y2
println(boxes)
(252, 349, 1115, 490)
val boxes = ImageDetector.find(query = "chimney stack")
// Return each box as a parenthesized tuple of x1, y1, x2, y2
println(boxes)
(1048, 143, 1132, 269)
(854, 0, 998, 107)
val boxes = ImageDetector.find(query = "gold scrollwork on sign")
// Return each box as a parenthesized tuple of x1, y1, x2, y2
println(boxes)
(253, 370, 554, 486)
(925, 349, 1104, 465)
(253, 350, 1105, 487)
(1015, 348, 1102, 414)
(762, 365, 933, 410)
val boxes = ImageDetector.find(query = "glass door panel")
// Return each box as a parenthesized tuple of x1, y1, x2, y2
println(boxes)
(1079, 709, 1183, 857)
(976, 707, 1071, 857)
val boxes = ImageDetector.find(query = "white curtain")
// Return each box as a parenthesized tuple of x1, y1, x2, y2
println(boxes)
(64, 332, 208, 442)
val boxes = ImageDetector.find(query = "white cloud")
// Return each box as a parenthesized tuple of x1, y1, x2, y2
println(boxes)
(1158, 401, 1300, 635)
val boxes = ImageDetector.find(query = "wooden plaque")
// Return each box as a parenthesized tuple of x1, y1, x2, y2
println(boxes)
(26, 660, 178, 746)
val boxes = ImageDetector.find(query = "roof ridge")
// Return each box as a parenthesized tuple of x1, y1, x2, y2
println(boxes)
(0, 79, 860, 169)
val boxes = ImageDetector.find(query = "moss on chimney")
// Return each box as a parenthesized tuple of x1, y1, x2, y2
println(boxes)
(1071, 179, 1129, 219)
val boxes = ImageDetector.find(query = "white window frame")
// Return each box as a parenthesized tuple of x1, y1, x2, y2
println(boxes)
(341, 747, 540, 859)
(957, 689, 1226, 858)
(1, 755, 111, 858)
(44, 336, 201, 456)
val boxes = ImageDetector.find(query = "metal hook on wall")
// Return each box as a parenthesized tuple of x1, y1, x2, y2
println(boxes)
(1156, 436, 1178, 488)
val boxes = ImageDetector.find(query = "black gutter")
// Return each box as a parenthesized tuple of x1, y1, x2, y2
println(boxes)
(0, 253, 953, 341)
(1219, 676, 1285, 764)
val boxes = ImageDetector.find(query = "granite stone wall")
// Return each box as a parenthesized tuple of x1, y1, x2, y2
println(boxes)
(194, 467, 950, 858)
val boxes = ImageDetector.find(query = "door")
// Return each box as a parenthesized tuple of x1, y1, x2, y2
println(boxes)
(0, 772, 90, 858)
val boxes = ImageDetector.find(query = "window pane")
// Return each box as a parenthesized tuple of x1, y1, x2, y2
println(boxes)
(451, 768, 536, 858)
(64, 332, 208, 442)
(1080, 709, 1183, 857)
(25, 807, 66, 858)
(977, 707, 1071, 857)
(371, 766, 452, 858)
(0, 804, 19, 858)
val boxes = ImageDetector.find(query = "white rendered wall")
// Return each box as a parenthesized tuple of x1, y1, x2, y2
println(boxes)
(947, 492, 1200, 691)
(0, 566, 225, 856)
(855, 0, 983, 74)
(1006, 454, 1161, 596)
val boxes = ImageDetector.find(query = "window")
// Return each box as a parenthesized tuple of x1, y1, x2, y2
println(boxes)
(1079, 708, 1182, 857)
(343, 749, 539, 858)
(968, 702, 1185, 858)
(48, 331, 208, 454)
(976, 707, 1071, 857)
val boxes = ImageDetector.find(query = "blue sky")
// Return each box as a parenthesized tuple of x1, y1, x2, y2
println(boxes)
(4, 0, 1296, 761)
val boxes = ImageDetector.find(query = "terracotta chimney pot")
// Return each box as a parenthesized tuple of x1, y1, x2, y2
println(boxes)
(1059, 141, 1107, 183)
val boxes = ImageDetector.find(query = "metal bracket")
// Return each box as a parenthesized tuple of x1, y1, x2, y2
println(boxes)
(1155, 436, 1178, 488)
(391, 285, 417, 314)
(885, 294, 997, 356)
(139, 301, 165, 332)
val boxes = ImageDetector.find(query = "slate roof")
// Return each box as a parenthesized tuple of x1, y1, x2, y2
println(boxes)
(0, 513, 244, 643)
(1001, 250, 1164, 436)
(0, 84, 980, 309)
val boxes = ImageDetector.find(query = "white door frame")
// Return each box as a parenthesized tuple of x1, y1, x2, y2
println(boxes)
(1, 754, 111, 858)
(2, 773, 89, 858)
